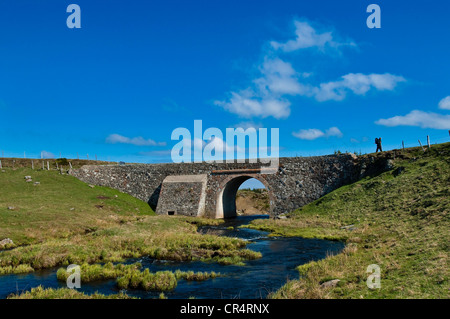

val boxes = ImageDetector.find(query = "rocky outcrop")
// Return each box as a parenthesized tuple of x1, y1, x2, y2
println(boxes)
(0, 238, 14, 248)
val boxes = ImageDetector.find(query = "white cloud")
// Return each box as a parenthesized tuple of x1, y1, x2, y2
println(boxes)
(106, 134, 166, 146)
(214, 88, 291, 119)
(216, 20, 405, 119)
(326, 126, 344, 138)
(270, 20, 356, 53)
(292, 126, 343, 140)
(313, 73, 406, 102)
(292, 128, 325, 140)
(216, 71, 405, 118)
(438, 96, 450, 110)
(375, 110, 450, 130)
(233, 121, 263, 130)
(255, 58, 307, 96)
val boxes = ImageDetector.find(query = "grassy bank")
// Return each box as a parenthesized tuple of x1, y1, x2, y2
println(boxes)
(0, 168, 155, 247)
(247, 143, 449, 299)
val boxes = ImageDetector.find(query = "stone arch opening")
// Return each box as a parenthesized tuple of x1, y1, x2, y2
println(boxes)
(216, 175, 272, 219)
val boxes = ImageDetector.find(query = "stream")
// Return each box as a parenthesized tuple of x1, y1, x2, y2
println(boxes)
(0, 215, 344, 299)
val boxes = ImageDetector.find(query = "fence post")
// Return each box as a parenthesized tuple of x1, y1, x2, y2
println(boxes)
(0, 159, 2, 169)
(42, 161, 45, 170)
(418, 140, 425, 152)
(402, 141, 405, 152)
(32, 160, 34, 170)
(427, 135, 431, 150)
(47, 161, 50, 171)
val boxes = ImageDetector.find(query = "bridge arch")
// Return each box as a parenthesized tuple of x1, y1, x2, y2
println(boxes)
(215, 174, 273, 219)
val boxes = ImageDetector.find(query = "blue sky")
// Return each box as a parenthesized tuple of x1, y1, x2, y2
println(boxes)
(1, 0, 450, 166)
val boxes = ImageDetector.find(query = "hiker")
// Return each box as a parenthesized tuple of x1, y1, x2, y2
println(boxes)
(375, 137, 383, 152)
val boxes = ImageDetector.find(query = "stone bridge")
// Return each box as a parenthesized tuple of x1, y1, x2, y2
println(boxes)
(70, 154, 386, 218)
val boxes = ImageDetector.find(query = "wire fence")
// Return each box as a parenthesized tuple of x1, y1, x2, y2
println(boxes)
(0, 131, 449, 168)
(317, 131, 450, 156)
(0, 152, 116, 170)
(0, 150, 111, 162)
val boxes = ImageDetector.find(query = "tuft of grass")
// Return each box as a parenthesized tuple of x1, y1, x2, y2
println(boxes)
(7, 285, 134, 299)
(174, 270, 220, 281)
(117, 269, 178, 291)
(56, 262, 142, 282)
(0, 264, 34, 275)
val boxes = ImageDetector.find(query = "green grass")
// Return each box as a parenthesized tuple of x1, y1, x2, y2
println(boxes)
(55, 262, 221, 292)
(248, 143, 449, 299)
(116, 269, 220, 291)
(56, 262, 142, 282)
(7, 285, 135, 299)
(0, 168, 155, 247)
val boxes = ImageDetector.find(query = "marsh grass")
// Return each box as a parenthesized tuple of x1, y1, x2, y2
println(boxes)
(7, 285, 134, 299)
(56, 262, 142, 282)
(56, 262, 222, 292)
(174, 269, 220, 281)
(0, 216, 256, 273)
(116, 268, 221, 291)
(0, 264, 34, 275)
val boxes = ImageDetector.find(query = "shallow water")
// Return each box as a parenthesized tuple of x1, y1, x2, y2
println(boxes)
(0, 215, 344, 299)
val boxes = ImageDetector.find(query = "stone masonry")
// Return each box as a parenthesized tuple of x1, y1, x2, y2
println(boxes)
(70, 154, 389, 218)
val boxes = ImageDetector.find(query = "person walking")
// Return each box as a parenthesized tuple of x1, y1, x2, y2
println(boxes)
(375, 137, 383, 152)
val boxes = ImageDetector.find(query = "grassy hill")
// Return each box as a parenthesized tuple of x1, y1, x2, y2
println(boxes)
(0, 168, 154, 246)
(245, 142, 449, 299)
(236, 188, 270, 215)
